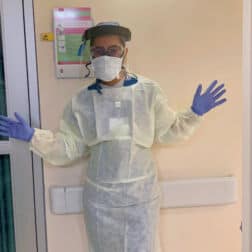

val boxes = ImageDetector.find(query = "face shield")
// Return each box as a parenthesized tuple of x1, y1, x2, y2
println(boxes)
(77, 22, 131, 78)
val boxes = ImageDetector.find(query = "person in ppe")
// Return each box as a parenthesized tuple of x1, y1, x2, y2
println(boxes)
(0, 21, 227, 252)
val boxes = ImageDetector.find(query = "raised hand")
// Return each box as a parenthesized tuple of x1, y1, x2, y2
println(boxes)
(191, 80, 227, 116)
(0, 112, 35, 141)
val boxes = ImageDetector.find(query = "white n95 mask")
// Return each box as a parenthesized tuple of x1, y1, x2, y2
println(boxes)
(91, 55, 123, 81)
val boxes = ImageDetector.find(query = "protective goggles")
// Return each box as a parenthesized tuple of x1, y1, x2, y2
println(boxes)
(90, 45, 124, 58)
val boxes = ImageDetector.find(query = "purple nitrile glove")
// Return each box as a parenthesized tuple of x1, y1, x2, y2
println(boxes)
(0, 112, 35, 142)
(191, 80, 227, 116)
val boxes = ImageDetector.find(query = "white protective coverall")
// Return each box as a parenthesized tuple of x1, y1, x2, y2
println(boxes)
(29, 73, 201, 252)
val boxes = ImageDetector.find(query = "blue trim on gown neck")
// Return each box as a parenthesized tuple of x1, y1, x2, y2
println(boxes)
(87, 74, 138, 94)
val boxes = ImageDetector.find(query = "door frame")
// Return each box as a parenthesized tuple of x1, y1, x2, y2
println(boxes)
(0, 0, 46, 251)
(23, 0, 47, 252)
(243, 0, 252, 251)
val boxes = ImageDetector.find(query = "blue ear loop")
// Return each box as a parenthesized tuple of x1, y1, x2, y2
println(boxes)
(77, 42, 85, 57)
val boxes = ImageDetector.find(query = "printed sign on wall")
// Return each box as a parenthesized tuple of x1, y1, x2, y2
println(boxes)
(53, 7, 94, 78)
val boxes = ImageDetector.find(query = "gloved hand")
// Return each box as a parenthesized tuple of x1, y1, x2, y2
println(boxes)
(0, 112, 35, 142)
(191, 80, 227, 116)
